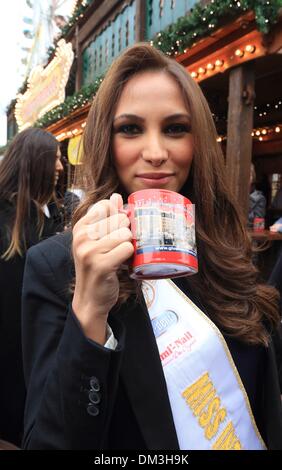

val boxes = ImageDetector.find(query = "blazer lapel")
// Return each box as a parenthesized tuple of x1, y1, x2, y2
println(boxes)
(117, 294, 179, 450)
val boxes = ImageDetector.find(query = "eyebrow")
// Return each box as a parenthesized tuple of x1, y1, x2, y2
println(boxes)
(113, 113, 191, 123)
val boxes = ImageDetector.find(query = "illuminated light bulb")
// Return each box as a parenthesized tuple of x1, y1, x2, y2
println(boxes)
(275, 126, 281, 133)
(198, 67, 206, 74)
(262, 129, 267, 135)
(255, 130, 261, 136)
(207, 63, 215, 70)
(251, 132, 254, 136)
(217, 136, 222, 142)
(235, 49, 244, 57)
(245, 45, 256, 53)
(191, 71, 198, 78)
(259, 136, 263, 141)
(215, 59, 224, 67)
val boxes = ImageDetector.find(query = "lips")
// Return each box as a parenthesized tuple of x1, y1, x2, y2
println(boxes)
(136, 172, 174, 179)
(136, 172, 174, 188)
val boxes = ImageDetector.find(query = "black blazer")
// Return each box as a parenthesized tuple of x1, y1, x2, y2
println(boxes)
(21, 231, 282, 450)
(0, 199, 64, 446)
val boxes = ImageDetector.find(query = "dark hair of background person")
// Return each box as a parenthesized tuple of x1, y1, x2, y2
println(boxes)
(72, 43, 279, 346)
(0, 128, 59, 259)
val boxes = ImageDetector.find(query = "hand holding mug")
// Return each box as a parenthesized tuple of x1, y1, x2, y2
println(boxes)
(72, 193, 134, 343)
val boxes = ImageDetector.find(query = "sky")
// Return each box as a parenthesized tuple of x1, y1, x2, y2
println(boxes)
(0, 0, 75, 147)
(0, 1, 27, 146)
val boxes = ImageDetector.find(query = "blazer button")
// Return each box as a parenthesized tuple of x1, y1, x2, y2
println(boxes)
(90, 376, 100, 392)
(87, 404, 99, 416)
(89, 390, 100, 405)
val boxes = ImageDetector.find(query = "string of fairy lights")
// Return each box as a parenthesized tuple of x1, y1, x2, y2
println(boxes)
(56, 121, 281, 143)
(188, 40, 260, 82)
(254, 99, 282, 117)
(217, 123, 281, 143)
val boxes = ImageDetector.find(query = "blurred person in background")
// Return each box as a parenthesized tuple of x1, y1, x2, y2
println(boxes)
(248, 163, 266, 229)
(0, 128, 64, 446)
(55, 155, 81, 228)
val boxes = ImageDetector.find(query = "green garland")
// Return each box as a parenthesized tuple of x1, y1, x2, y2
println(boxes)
(29, 0, 282, 129)
(153, 0, 282, 55)
(59, 0, 94, 37)
(34, 77, 103, 128)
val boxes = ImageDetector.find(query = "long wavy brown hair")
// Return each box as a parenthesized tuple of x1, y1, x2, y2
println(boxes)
(0, 128, 59, 259)
(73, 43, 279, 346)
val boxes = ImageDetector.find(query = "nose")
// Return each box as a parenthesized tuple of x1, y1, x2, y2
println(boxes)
(141, 133, 168, 166)
(56, 158, 64, 172)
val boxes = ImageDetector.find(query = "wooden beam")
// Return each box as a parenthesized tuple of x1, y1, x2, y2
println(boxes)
(135, 0, 146, 42)
(226, 63, 255, 218)
(185, 29, 263, 83)
(75, 25, 82, 91)
(253, 137, 282, 157)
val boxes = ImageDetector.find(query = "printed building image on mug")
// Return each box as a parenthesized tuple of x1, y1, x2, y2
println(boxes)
(128, 189, 198, 279)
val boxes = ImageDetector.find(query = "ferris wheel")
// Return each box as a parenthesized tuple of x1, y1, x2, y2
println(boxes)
(24, 0, 76, 75)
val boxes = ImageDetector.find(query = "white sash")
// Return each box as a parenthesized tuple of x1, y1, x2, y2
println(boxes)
(142, 279, 266, 450)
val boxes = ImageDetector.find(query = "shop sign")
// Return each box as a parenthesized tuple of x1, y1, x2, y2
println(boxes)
(15, 39, 74, 130)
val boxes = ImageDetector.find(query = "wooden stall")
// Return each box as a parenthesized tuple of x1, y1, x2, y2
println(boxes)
(6, 1, 282, 277)
(175, 11, 282, 278)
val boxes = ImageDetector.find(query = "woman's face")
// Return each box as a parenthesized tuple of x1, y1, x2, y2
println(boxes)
(112, 71, 194, 195)
(54, 147, 63, 185)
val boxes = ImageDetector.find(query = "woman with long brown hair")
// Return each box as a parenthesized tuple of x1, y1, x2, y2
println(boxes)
(0, 127, 64, 446)
(22, 44, 282, 450)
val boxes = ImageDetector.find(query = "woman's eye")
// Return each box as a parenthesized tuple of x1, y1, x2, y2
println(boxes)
(165, 124, 191, 135)
(116, 124, 141, 135)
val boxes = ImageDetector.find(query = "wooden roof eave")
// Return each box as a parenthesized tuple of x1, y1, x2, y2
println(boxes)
(176, 12, 282, 82)
(46, 12, 282, 141)
(46, 102, 91, 141)
(175, 11, 256, 67)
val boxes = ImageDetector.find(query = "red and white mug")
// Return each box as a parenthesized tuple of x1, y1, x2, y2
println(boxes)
(127, 189, 198, 279)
